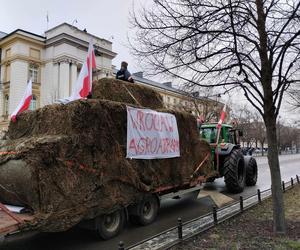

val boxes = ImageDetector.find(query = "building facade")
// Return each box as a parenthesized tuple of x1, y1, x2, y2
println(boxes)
(0, 23, 116, 128)
(0, 23, 223, 130)
(131, 72, 223, 119)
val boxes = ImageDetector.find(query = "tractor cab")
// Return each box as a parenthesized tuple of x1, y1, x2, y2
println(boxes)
(200, 123, 242, 146)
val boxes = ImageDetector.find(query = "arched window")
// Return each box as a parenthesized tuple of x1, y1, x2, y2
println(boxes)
(29, 95, 37, 111)
(4, 95, 9, 115)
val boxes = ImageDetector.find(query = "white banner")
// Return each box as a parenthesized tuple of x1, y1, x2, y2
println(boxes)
(126, 106, 180, 159)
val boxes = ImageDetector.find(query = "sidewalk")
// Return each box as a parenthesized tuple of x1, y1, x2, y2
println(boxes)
(171, 185, 300, 250)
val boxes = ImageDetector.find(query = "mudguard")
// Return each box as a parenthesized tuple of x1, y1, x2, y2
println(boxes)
(216, 143, 237, 156)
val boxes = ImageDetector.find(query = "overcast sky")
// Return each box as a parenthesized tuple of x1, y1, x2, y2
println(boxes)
(0, 0, 143, 72)
(0, 0, 298, 123)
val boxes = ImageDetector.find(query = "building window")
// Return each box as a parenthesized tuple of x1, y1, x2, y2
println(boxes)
(29, 95, 37, 111)
(173, 98, 177, 104)
(29, 64, 39, 83)
(4, 95, 9, 116)
(167, 97, 170, 103)
(5, 64, 10, 82)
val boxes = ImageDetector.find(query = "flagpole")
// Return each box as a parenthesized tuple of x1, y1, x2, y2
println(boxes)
(215, 103, 227, 173)
(89, 38, 93, 93)
(46, 11, 49, 31)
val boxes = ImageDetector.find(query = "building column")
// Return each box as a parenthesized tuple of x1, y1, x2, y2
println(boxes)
(59, 62, 70, 99)
(52, 63, 59, 101)
(8, 61, 28, 114)
(70, 63, 77, 96)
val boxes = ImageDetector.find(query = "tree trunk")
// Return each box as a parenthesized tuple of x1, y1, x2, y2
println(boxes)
(265, 115, 286, 234)
(255, 0, 286, 234)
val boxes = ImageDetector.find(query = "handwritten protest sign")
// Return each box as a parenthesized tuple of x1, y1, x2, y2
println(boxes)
(126, 106, 180, 159)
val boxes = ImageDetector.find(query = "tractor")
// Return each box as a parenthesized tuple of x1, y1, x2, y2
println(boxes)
(200, 123, 258, 193)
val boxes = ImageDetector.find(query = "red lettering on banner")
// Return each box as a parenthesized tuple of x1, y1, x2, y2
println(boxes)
(150, 137, 158, 154)
(137, 111, 145, 130)
(163, 116, 173, 132)
(129, 139, 137, 154)
(127, 107, 179, 158)
(145, 113, 153, 131)
(153, 114, 160, 131)
(128, 137, 179, 155)
(129, 108, 177, 133)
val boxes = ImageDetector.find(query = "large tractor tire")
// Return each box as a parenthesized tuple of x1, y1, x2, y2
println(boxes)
(245, 157, 258, 186)
(129, 195, 159, 226)
(224, 149, 246, 193)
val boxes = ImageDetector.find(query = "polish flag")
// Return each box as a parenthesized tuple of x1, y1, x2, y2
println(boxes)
(217, 104, 227, 129)
(70, 40, 96, 101)
(11, 79, 32, 122)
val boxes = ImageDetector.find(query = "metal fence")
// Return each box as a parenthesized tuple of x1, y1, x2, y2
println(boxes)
(252, 150, 300, 157)
(118, 175, 300, 250)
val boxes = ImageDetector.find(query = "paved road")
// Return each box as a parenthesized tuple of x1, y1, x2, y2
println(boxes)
(2, 154, 300, 250)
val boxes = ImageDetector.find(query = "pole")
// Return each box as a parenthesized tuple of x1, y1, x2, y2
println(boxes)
(240, 196, 244, 212)
(257, 189, 261, 203)
(215, 125, 222, 173)
(213, 206, 217, 225)
(177, 218, 183, 240)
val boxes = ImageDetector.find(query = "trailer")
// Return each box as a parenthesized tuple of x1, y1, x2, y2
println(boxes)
(0, 180, 204, 241)
(0, 78, 214, 240)
(0, 203, 35, 240)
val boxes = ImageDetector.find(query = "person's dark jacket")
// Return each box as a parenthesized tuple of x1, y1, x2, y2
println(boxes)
(116, 69, 134, 83)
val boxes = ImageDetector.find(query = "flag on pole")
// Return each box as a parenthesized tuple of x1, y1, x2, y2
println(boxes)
(11, 79, 32, 122)
(87, 41, 96, 93)
(69, 40, 96, 101)
(217, 104, 227, 129)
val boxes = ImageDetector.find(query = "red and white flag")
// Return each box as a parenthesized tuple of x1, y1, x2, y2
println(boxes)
(217, 104, 227, 129)
(11, 79, 32, 122)
(69, 40, 96, 101)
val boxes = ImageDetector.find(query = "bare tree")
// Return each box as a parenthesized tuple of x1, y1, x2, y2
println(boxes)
(252, 112, 267, 155)
(131, 0, 300, 234)
(288, 86, 300, 108)
(231, 105, 255, 147)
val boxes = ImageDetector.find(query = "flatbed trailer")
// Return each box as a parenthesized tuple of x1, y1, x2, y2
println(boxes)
(0, 180, 204, 242)
(0, 203, 35, 240)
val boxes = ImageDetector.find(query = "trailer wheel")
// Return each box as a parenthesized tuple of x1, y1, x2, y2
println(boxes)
(245, 157, 258, 186)
(95, 209, 125, 240)
(224, 149, 246, 193)
(130, 195, 159, 226)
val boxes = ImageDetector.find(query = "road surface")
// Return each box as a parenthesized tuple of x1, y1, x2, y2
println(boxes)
(1, 154, 300, 250)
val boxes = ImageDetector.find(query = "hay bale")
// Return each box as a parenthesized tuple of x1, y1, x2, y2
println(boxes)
(0, 79, 212, 232)
(92, 78, 164, 109)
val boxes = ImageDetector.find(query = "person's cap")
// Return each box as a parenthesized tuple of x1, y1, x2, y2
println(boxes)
(121, 61, 128, 68)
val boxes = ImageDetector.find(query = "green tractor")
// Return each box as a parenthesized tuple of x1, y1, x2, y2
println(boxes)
(200, 123, 258, 193)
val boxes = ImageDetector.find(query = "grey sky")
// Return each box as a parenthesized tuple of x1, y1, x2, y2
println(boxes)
(0, 0, 142, 72)
(0, 0, 298, 123)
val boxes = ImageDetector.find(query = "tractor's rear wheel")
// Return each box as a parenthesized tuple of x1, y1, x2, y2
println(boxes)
(245, 157, 258, 186)
(224, 149, 246, 193)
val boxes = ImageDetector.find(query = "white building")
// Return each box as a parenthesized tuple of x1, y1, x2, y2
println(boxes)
(0, 23, 224, 130)
(0, 23, 117, 128)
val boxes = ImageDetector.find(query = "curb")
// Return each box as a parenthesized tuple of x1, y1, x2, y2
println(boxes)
(121, 175, 300, 250)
